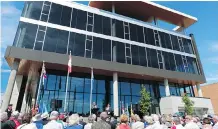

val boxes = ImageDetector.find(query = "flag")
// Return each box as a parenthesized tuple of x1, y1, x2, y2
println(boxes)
(68, 51, 72, 73)
(122, 101, 125, 114)
(42, 62, 46, 85)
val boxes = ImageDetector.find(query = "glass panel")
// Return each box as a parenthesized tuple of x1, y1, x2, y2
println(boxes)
(44, 27, 58, 52)
(120, 82, 131, 95)
(56, 76, 66, 91)
(15, 22, 37, 49)
(97, 94, 105, 112)
(131, 82, 141, 96)
(94, 14, 103, 34)
(60, 6, 72, 27)
(74, 93, 83, 114)
(76, 10, 87, 30)
(145, 28, 156, 46)
(22, 2, 43, 20)
(84, 78, 91, 93)
(116, 41, 125, 63)
(186, 57, 199, 74)
(171, 35, 180, 51)
(46, 75, 56, 90)
(102, 16, 111, 36)
(159, 32, 172, 49)
(131, 45, 140, 65)
(34, 42, 42, 50)
(115, 20, 124, 39)
(68, 32, 75, 54)
(169, 84, 178, 96)
(73, 33, 85, 57)
(71, 8, 78, 28)
(49, 3, 62, 25)
(92, 37, 103, 60)
(56, 30, 68, 54)
(175, 54, 185, 72)
(132, 96, 140, 105)
(71, 77, 84, 92)
(97, 80, 106, 94)
(147, 48, 159, 68)
(36, 31, 45, 41)
(159, 83, 166, 97)
(83, 93, 91, 115)
(182, 38, 194, 54)
(137, 26, 144, 43)
(130, 23, 137, 42)
(102, 39, 111, 61)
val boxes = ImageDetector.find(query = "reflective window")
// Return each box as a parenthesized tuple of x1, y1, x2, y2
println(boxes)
(159, 83, 166, 97)
(14, 22, 37, 49)
(145, 28, 156, 46)
(56, 30, 68, 54)
(46, 75, 56, 90)
(162, 52, 176, 71)
(130, 23, 137, 42)
(115, 20, 124, 39)
(93, 37, 103, 60)
(76, 10, 87, 30)
(49, 3, 62, 25)
(174, 54, 185, 72)
(137, 26, 144, 43)
(73, 33, 85, 57)
(147, 48, 159, 68)
(138, 47, 147, 67)
(171, 35, 180, 51)
(120, 82, 131, 95)
(102, 39, 111, 61)
(68, 32, 76, 54)
(71, 77, 84, 92)
(71, 8, 78, 28)
(186, 57, 198, 74)
(115, 41, 125, 63)
(131, 82, 141, 96)
(102, 16, 111, 36)
(131, 45, 140, 65)
(44, 27, 58, 52)
(182, 38, 194, 54)
(60, 6, 72, 27)
(94, 14, 103, 34)
(159, 32, 172, 49)
(22, 2, 43, 20)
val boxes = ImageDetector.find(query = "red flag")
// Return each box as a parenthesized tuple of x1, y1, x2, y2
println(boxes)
(68, 52, 72, 73)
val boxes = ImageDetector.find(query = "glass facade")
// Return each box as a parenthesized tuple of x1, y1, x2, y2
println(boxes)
(14, 1, 200, 75)
(39, 70, 195, 116)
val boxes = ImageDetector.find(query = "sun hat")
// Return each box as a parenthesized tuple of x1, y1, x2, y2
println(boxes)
(32, 114, 42, 122)
(41, 112, 49, 119)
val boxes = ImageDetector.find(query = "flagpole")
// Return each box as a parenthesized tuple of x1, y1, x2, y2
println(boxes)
(89, 67, 93, 115)
(36, 61, 45, 105)
(64, 51, 71, 112)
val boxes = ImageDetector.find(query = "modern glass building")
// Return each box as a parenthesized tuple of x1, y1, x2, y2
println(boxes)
(2, 1, 214, 116)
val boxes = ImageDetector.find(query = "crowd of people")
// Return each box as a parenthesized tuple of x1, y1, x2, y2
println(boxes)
(1, 105, 218, 129)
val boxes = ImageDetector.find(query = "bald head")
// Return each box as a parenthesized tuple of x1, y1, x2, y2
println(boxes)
(100, 112, 108, 121)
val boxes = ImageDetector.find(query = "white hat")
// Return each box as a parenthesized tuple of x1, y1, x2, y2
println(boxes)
(32, 114, 42, 122)
(50, 111, 59, 119)
(12, 111, 19, 118)
(69, 114, 79, 125)
(41, 112, 49, 119)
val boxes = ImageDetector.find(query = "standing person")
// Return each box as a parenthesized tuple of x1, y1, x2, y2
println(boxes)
(116, 114, 130, 129)
(5, 104, 13, 119)
(1, 112, 12, 129)
(43, 111, 64, 129)
(58, 114, 68, 128)
(7, 111, 21, 129)
(66, 114, 82, 129)
(41, 112, 49, 125)
(202, 118, 213, 129)
(131, 114, 144, 129)
(91, 112, 111, 129)
(213, 115, 218, 129)
(84, 116, 94, 129)
(111, 116, 118, 129)
(172, 117, 185, 129)
(17, 113, 31, 129)
(18, 114, 43, 129)
(151, 114, 162, 129)
(105, 104, 111, 116)
(184, 115, 199, 129)
(144, 116, 154, 129)
(31, 105, 39, 117)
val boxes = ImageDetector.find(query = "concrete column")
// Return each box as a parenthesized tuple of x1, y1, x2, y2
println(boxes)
(196, 83, 203, 97)
(1, 59, 20, 111)
(164, 79, 170, 96)
(9, 75, 23, 111)
(113, 72, 119, 116)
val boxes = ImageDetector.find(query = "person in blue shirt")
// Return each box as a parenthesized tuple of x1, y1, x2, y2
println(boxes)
(66, 114, 83, 129)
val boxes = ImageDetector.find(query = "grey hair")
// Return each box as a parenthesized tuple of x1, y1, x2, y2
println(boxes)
(69, 114, 79, 125)
(172, 117, 181, 125)
(100, 112, 108, 121)
(144, 116, 153, 125)
(88, 116, 94, 123)
(135, 114, 141, 121)
(0, 112, 8, 122)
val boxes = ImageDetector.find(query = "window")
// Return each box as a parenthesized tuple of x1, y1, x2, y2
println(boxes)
(131, 81, 141, 96)
(182, 56, 189, 72)
(137, 26, 144, 43)
(68, 32, 76, 54)
(94, 14, 103, 34)
(131, 45, 140, 65)
(120, 82, 131, 95)
(44, 27, 59, 52)
(123, 22, 130, 40)
(60, 6, 72, 27)
(153, 30, 161, 47)
(125, 44, 131, 64)
(76, 10, 87, 30)
(49, 3, 62, 25)
(159, 32, 172, 49)
(130, 23, 137, 42)
(157, 50, 164, 69)
(56, 30, 68, 54)
(145, 28, 156, 46)
(86, 12, 94, 32)
(147, 48, 159, 68)
(22, 2, 43, 20)
(115, 20, 124, 39)
(115, 41, 125, 63)
(102, 16, 111, 36)
(174, 54, 185, 72)
(138, 46, 147, 67)
(71, 8, 78, 28)
(162, 52, 176, 71)
(102, 39, 111, 61)
(159, 83, 166, 97)
(73, 33, 85, 57)
(92, 37, 103, 60)
(182, 38, 194, 54)
(186, 57, 199, 74)
(171, 35, 180, 51)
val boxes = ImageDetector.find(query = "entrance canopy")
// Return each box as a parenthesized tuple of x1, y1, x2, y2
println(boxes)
(89, 1, 197, 31)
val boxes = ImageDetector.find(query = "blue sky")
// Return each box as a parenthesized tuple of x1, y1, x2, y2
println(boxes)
(1, 1, 218, 93)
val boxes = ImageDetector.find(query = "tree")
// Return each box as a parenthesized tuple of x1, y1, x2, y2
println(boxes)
(139, 84, 151, 115)
(182, 93, 194, 115)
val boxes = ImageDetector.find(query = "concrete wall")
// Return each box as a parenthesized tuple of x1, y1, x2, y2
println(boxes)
(9, 75, 23, 111)
(160, 96, 214, 115)
(194, 83, 218, 115)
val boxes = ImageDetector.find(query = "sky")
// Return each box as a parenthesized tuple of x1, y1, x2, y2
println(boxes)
(1, 1, 218, 93)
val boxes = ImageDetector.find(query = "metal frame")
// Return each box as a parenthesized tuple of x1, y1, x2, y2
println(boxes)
(85, 35, 93, 58)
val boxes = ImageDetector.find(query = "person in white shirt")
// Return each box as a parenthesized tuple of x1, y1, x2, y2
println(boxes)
(151, 114, 162, 129)
(84, 116, 94, 129)
(43, 111, 63, 129)
(213, 115, 218, 129)
(144, 116, 154, 129)
(184, 115, 199, 129)
(172, 117, 185, 129)
(131, 114, 144, 129)
(19, 114, 43, 129)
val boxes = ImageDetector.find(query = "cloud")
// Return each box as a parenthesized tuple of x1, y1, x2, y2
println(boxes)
(1, 69, 11, 73)
(1, 2, 22, 48)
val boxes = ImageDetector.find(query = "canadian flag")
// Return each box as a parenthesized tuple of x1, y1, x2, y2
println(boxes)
(68, 51, 72, 73)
